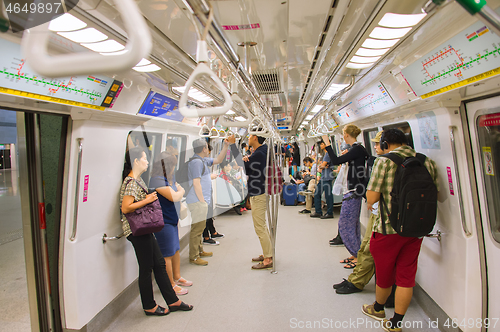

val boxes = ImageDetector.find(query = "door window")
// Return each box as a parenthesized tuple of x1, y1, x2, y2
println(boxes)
(476, 112, 500, 243)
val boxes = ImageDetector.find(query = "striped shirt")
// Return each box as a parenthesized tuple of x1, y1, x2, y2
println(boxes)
(120, 176, 147, 237)
(367, 145, 439, 234)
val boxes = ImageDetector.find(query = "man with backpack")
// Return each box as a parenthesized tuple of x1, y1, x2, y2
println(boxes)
(362, 129, 438, 332)
(186, 136, 235, 266)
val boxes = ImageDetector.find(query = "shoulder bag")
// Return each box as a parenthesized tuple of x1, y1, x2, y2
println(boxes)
(124, 179, 164, 236)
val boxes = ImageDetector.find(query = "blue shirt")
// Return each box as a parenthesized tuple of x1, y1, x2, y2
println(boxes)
(186, 156, 214, 204)
(322, 152, 334, 181)
(149, 176, 180, 225)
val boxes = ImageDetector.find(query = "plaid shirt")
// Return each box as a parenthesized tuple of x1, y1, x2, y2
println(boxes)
(367, 146, 439, 234)
(120, 176, 147, 237)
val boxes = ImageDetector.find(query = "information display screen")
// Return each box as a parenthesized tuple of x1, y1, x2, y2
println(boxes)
(0, 38, 121, 109)
(402, 15, 500, 98)
(137, 91, 184, 122)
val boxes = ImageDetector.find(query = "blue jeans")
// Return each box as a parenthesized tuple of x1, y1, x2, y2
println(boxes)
(298, 183, 306, 202)
(314, 178, 333, 215)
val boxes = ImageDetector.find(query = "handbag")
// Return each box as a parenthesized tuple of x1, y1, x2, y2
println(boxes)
(179, 202, 188, 220)
(124, 179, 164, 236)
(332, 164, 348, 196)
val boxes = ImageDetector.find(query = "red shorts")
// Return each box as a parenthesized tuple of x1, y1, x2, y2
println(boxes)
(370, 232, 423, 288)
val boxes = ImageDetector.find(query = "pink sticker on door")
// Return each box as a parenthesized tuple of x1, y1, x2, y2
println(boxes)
(446, 167, 454, 195)
(83, 175, 89, 202)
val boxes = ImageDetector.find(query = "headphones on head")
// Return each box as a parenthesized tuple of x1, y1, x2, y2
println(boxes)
(380, 131, 389, 151)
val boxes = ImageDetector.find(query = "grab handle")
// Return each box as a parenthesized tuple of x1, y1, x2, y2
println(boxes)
(219, 94, 253, 127)
(70, 138, 83, 241)
(210, 126, 220, 138)
(178, 41, 233, 118)
(248, 117, 270, 136)
(449, 126, 471, 237)
(21, 0, 152, 77)
(199, 124, 211, 137)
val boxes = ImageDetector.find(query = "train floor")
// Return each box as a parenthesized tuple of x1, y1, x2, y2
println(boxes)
(104, 204, 442, 332)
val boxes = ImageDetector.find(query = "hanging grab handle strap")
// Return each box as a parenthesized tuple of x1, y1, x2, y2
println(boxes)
(219, 94, 253, 127)
(21, 0, 152, 78)
(199, 124, 211, 137)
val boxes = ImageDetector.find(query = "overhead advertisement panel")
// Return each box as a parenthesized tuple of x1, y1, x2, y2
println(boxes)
(401, 14, 500, 99)
(0, 38, 121, 110)
(138, 91, 184, 122)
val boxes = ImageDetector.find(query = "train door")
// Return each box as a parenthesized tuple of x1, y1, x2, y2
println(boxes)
(0, 108, 68, 332)
(465, 96, 500, 327)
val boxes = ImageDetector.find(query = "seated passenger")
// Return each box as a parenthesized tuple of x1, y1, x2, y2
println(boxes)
(150, 151, 192, 296)
(298, 157, 317, 213)
(219, 159, 243, 215)
(120, 147, 192, 315)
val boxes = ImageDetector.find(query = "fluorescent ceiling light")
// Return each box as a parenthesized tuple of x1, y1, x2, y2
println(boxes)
(369, 27, 412, 39)
(356, 47, 390, 57)
(133, 64, 161, 72)
(362, 38, 399, 49)
(135, 59, 151, 67)
(346, 62, 373, 69)
(306, 114, 314, 120)
(49, 13, 87, 32)
(322, 83, 349, 100)
(173, 86, 213, 102)
(81, 40, 124, 53)
(311, 105, 323, 113)
(235, 116, 247, 121)
(351, 55, 381, 63)
(379, 13, 426, 28)
(302, 121, 309, 125)
(226, 110, 236, 115)
(58, 28, 108, 43)
(100, 50, 128, 56)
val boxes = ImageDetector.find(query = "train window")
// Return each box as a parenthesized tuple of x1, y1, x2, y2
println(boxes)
(166, 134, 187, 168)
(383, 122, 414, 148)
(476, 113, 500, 243)
(126, 130, 162, 187)
(363, 128, 379, 156)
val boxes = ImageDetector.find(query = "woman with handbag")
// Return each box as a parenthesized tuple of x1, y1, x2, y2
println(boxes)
(120, 147, 193, 316)
(150, 151, 192, 296)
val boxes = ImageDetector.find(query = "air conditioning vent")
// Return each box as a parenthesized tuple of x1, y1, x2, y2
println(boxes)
(271, 107, 283, 114)
(251, 68, 284, 95)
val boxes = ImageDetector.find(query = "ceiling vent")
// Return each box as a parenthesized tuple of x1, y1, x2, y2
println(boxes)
(251, 68, 284, 95)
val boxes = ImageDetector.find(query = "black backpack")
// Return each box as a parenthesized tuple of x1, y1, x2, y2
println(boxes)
(350, 145, 372, 197)
(176, 155, 208, 197)
(380, 153, 438, 237)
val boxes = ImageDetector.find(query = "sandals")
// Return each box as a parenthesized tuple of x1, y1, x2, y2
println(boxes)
(344, 261, 357, 269)
(168, 301, 194, 312)
(340, 257, 354, 263)
(145, 305, 169, 316)
(173, 285, 188, 295)
(175, 277, 193, 287)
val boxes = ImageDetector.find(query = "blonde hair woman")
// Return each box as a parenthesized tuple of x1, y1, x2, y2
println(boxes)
(322, 124, 368, 269)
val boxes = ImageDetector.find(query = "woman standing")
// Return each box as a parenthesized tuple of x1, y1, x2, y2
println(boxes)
(150, 151, 193, 296)
(292, 142, 301, 176)
(322, 125, 368, 269)
(120, 147, 193, 315)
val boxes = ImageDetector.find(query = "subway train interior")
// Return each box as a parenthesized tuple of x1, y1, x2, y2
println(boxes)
(1, 0, 500, 331)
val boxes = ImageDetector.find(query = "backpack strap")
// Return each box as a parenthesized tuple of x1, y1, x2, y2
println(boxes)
(415, 153, 427, 165)
(379, 194, 389, 235)
(382, 152, 404, 166)
(185, 155, 209, 196)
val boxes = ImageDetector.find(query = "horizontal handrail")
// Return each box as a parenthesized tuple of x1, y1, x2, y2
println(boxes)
(102, 232, 125, 244)
(425, 230, 442, 242)
(21, 0, 151, 77)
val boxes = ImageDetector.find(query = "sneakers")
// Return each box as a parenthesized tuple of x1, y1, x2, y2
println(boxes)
(329, 236, 344, 246)
(333, 278, 349, 290)
(211, 233, 225, 239)
(336, 281, 362, 294)
(320, 214, 334, 219)
(189, 258, 208, 266)
(199, 251, 213, 257)
(299, 209, 311, 214)
(310, 212, 322, 218)
(382, 319, 402, 332)
(203, 238, 219, 245)
(362, 302, 386, 321)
